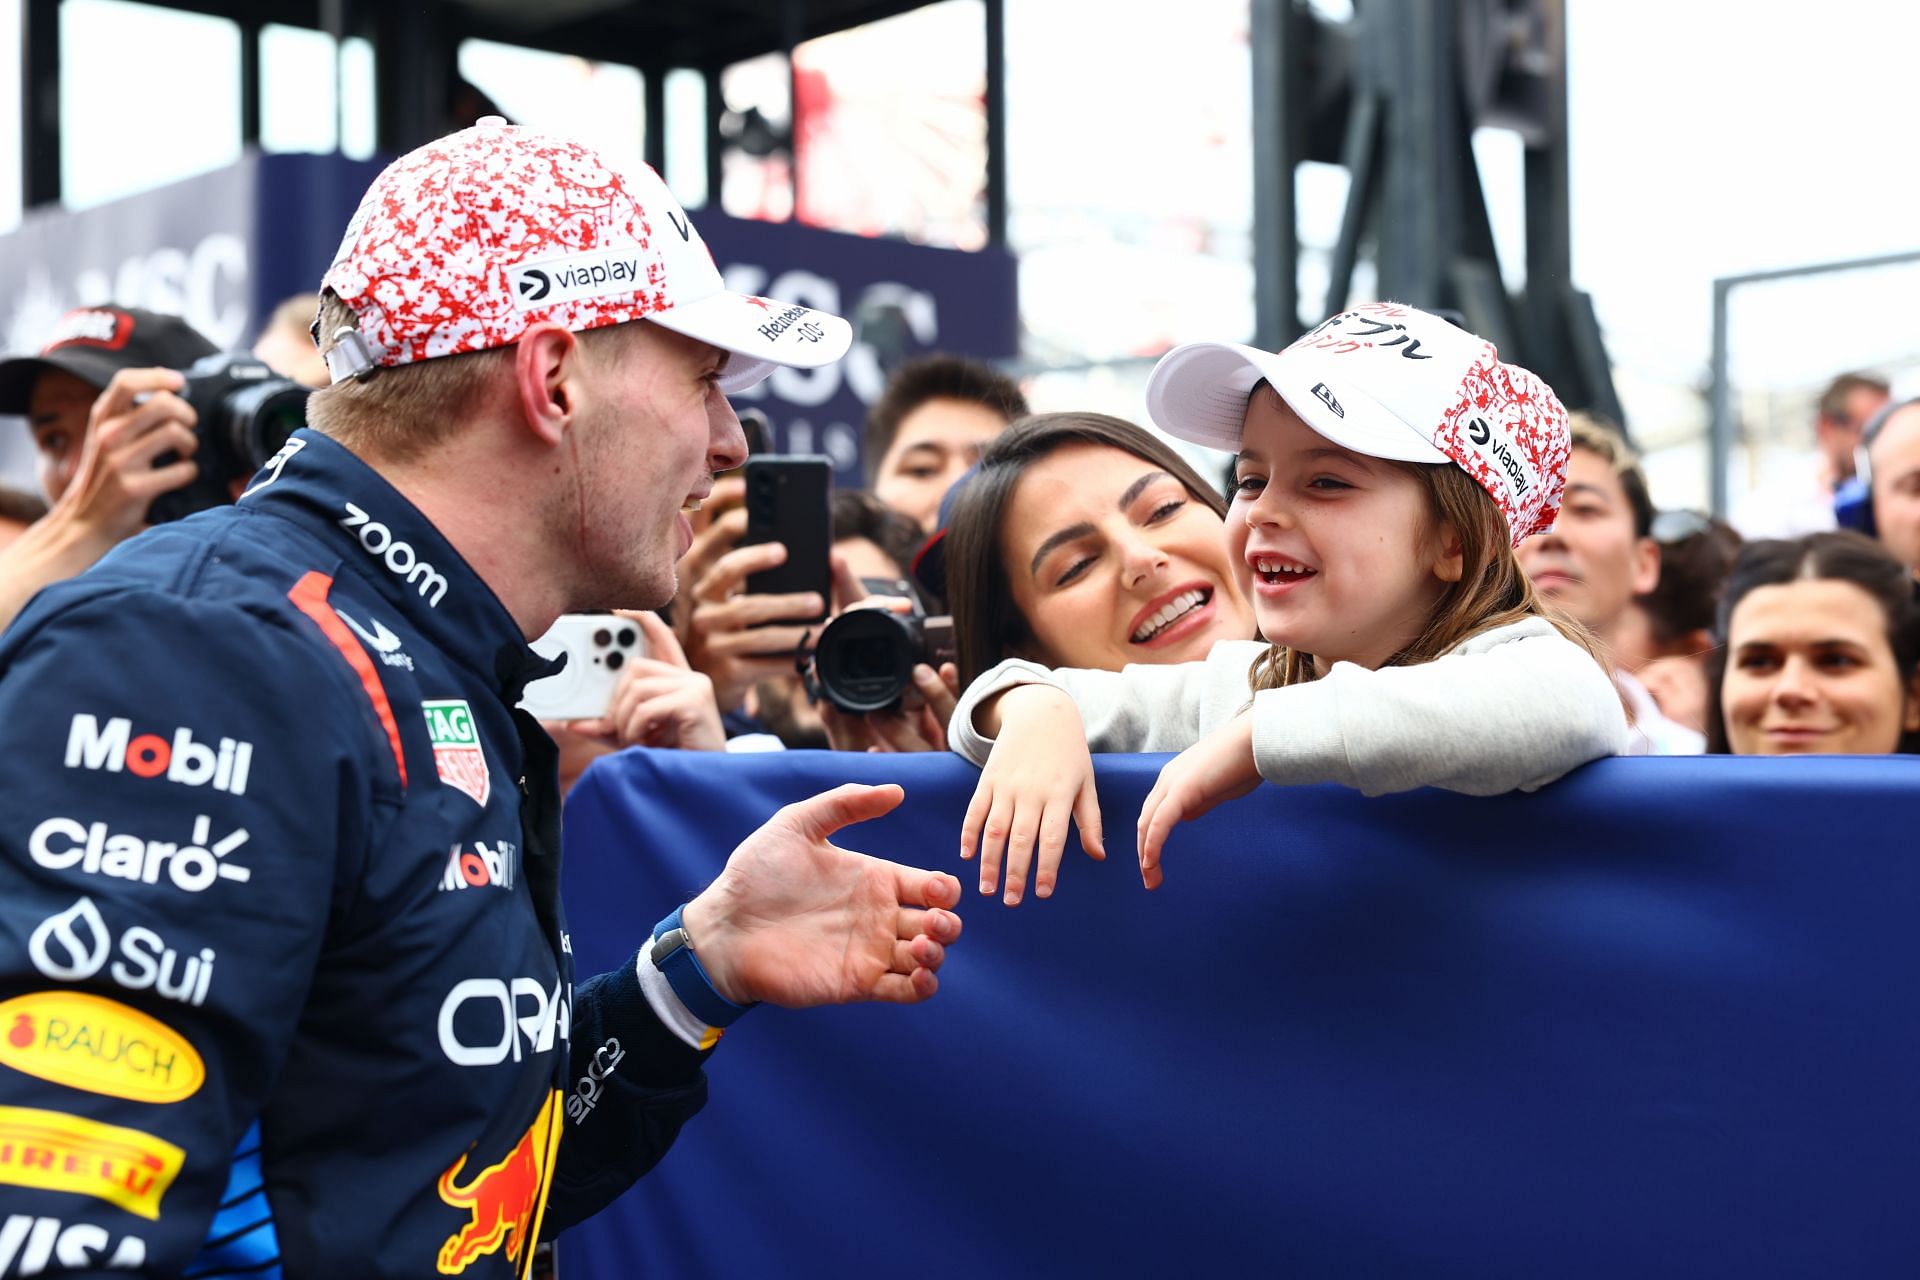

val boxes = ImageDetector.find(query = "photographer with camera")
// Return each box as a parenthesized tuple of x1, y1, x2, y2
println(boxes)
(0, 305, 312, 629)
(0, 307, 217, 627)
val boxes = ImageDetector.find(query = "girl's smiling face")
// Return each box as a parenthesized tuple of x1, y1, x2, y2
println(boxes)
(1230, 386, 1460, 671)
(1001, 441, 1254, 670)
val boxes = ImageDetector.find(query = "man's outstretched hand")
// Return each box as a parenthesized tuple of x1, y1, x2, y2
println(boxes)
(682, 783, 963, 1007)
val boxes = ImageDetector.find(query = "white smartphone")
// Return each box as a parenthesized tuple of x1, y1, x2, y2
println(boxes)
(519, 614, 648, 721)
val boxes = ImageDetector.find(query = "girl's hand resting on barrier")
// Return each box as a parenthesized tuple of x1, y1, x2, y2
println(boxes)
(959, 685, 1105, 905)
(1136, 712, 1261, 889)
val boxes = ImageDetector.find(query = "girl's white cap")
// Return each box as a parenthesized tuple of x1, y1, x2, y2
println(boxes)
(1145, 302, 1571, 546)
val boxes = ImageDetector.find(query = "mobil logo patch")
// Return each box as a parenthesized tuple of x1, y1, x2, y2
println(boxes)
(64, 715, 253, 795)
(0, 992, 204, 1104)
(424, 700, 490, 808)
(435, 1090, 560, 1275)
(440, 841, 515, 893)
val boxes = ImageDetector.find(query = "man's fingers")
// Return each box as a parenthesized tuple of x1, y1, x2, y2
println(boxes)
(893, 869, 962, 915)
(701, 624, 815, 659)
(132, 458, 200, 501)
(867, 970, 938, 1004)
(621, 608, 690, 668)
(778, 782, 905, 843)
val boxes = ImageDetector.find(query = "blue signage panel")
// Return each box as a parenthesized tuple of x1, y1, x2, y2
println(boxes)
(0, 153, 1018, 488)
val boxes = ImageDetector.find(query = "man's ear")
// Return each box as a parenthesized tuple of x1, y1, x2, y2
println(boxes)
(1630, 536, 1661, 596)
(513, 323, 582, 448)
(1432, 521, 1465, 584)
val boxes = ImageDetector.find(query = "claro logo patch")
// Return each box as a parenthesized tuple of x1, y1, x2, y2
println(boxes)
(0, 1105, 185, 1221)
(0, 992, 204, 1104)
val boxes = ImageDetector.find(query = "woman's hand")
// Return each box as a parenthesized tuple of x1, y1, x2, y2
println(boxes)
(1135, 713, 1261, 889)
(959, 685, 1106, 905)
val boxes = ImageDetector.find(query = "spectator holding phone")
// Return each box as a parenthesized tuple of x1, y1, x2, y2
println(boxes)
(951, 305, 1625, 905)
(1706, 530, 1920, 755)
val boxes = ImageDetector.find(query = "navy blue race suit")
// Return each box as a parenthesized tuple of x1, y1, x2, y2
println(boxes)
(0, 430, 708, 1278)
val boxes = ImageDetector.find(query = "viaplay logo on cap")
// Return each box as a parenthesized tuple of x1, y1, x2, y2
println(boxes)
(508, 251, 654, 313)
(43, 309, 133, 353)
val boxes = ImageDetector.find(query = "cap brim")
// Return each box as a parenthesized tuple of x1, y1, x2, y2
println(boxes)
(649, 291, 853, 394)
(1146, 340, 1448, 464)
(0, 353, 113, 416)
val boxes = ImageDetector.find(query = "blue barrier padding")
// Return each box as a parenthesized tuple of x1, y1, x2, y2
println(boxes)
(557, 749, 1920, 1278)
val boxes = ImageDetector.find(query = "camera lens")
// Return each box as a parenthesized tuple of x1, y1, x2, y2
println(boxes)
(811, 609, 916, 713)
(617, 627, 636, 648)
(606, 650, 625, 671)
(593, 627, 612, 647)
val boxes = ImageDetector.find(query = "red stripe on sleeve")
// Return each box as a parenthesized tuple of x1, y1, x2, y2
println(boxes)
(287, 570, 409, 789)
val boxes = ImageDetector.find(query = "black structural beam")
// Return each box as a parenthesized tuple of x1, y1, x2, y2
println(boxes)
(22, 0, 61, 208)
(1275, 0, 1622, 429)
(984, 0, 1007, 246)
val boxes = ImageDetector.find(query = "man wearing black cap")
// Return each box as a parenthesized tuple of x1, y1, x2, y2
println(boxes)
(0, 305, 219, 627)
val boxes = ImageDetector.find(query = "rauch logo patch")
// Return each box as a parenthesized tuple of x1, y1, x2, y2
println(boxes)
(0, 991, 204, 1104)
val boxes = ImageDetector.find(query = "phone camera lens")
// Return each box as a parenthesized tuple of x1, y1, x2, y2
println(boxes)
(617, 627, 636, 648)
(605, 650, 625, 671)
(593, 627, 612, 647)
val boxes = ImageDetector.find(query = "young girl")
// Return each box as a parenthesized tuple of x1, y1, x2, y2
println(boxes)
(951, 303, 1627, 905)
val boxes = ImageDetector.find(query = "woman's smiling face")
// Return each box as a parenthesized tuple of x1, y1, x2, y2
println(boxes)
(1000, 441, 1253, 670)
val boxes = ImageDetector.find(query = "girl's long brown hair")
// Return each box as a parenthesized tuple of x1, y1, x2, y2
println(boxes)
(1248, 461, 1605, 690)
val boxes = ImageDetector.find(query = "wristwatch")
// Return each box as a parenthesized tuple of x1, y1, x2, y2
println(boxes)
(649, 905, 755, 1028)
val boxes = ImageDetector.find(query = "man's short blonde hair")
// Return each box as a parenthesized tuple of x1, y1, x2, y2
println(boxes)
(304, 291, 515, 463)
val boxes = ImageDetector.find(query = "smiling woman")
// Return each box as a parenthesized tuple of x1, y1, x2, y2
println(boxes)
(1706, 531, 1920, 755)
(943, 413, 1255, 686)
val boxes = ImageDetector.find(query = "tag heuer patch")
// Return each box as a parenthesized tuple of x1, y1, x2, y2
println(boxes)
(423, 699, 490, 807)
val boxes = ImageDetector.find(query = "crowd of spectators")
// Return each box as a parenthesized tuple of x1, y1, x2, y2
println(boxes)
(1, 304, 1915, 790)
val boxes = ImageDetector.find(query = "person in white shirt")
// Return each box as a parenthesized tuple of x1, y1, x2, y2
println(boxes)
(1517, 415, 1707, 755)
(949, 305, 1626, 905)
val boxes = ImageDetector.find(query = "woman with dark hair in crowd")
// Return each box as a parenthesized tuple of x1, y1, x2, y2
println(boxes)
(941, 412, 1257, 688)
(1706, 530, 1920, 754)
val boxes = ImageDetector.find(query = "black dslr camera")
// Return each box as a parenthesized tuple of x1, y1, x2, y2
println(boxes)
(147, 353, 311, 524)
(805, 583, 956, 714)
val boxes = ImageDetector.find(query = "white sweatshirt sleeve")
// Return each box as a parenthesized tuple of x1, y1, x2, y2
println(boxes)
(1248, 619, 1628, 795)
(947, 642, 1271, 766)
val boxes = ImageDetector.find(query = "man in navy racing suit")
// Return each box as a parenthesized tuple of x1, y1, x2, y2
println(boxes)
(0, 119, 964, 1278)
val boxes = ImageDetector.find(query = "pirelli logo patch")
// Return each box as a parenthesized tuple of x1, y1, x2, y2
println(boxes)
(0, 1104, 185, 1221)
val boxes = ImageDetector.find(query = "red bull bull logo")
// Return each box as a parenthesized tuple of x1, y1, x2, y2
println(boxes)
(435, 1091, 560, 1276)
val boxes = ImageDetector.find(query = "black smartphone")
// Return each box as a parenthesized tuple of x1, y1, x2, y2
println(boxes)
(743, 455, 833, 625)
